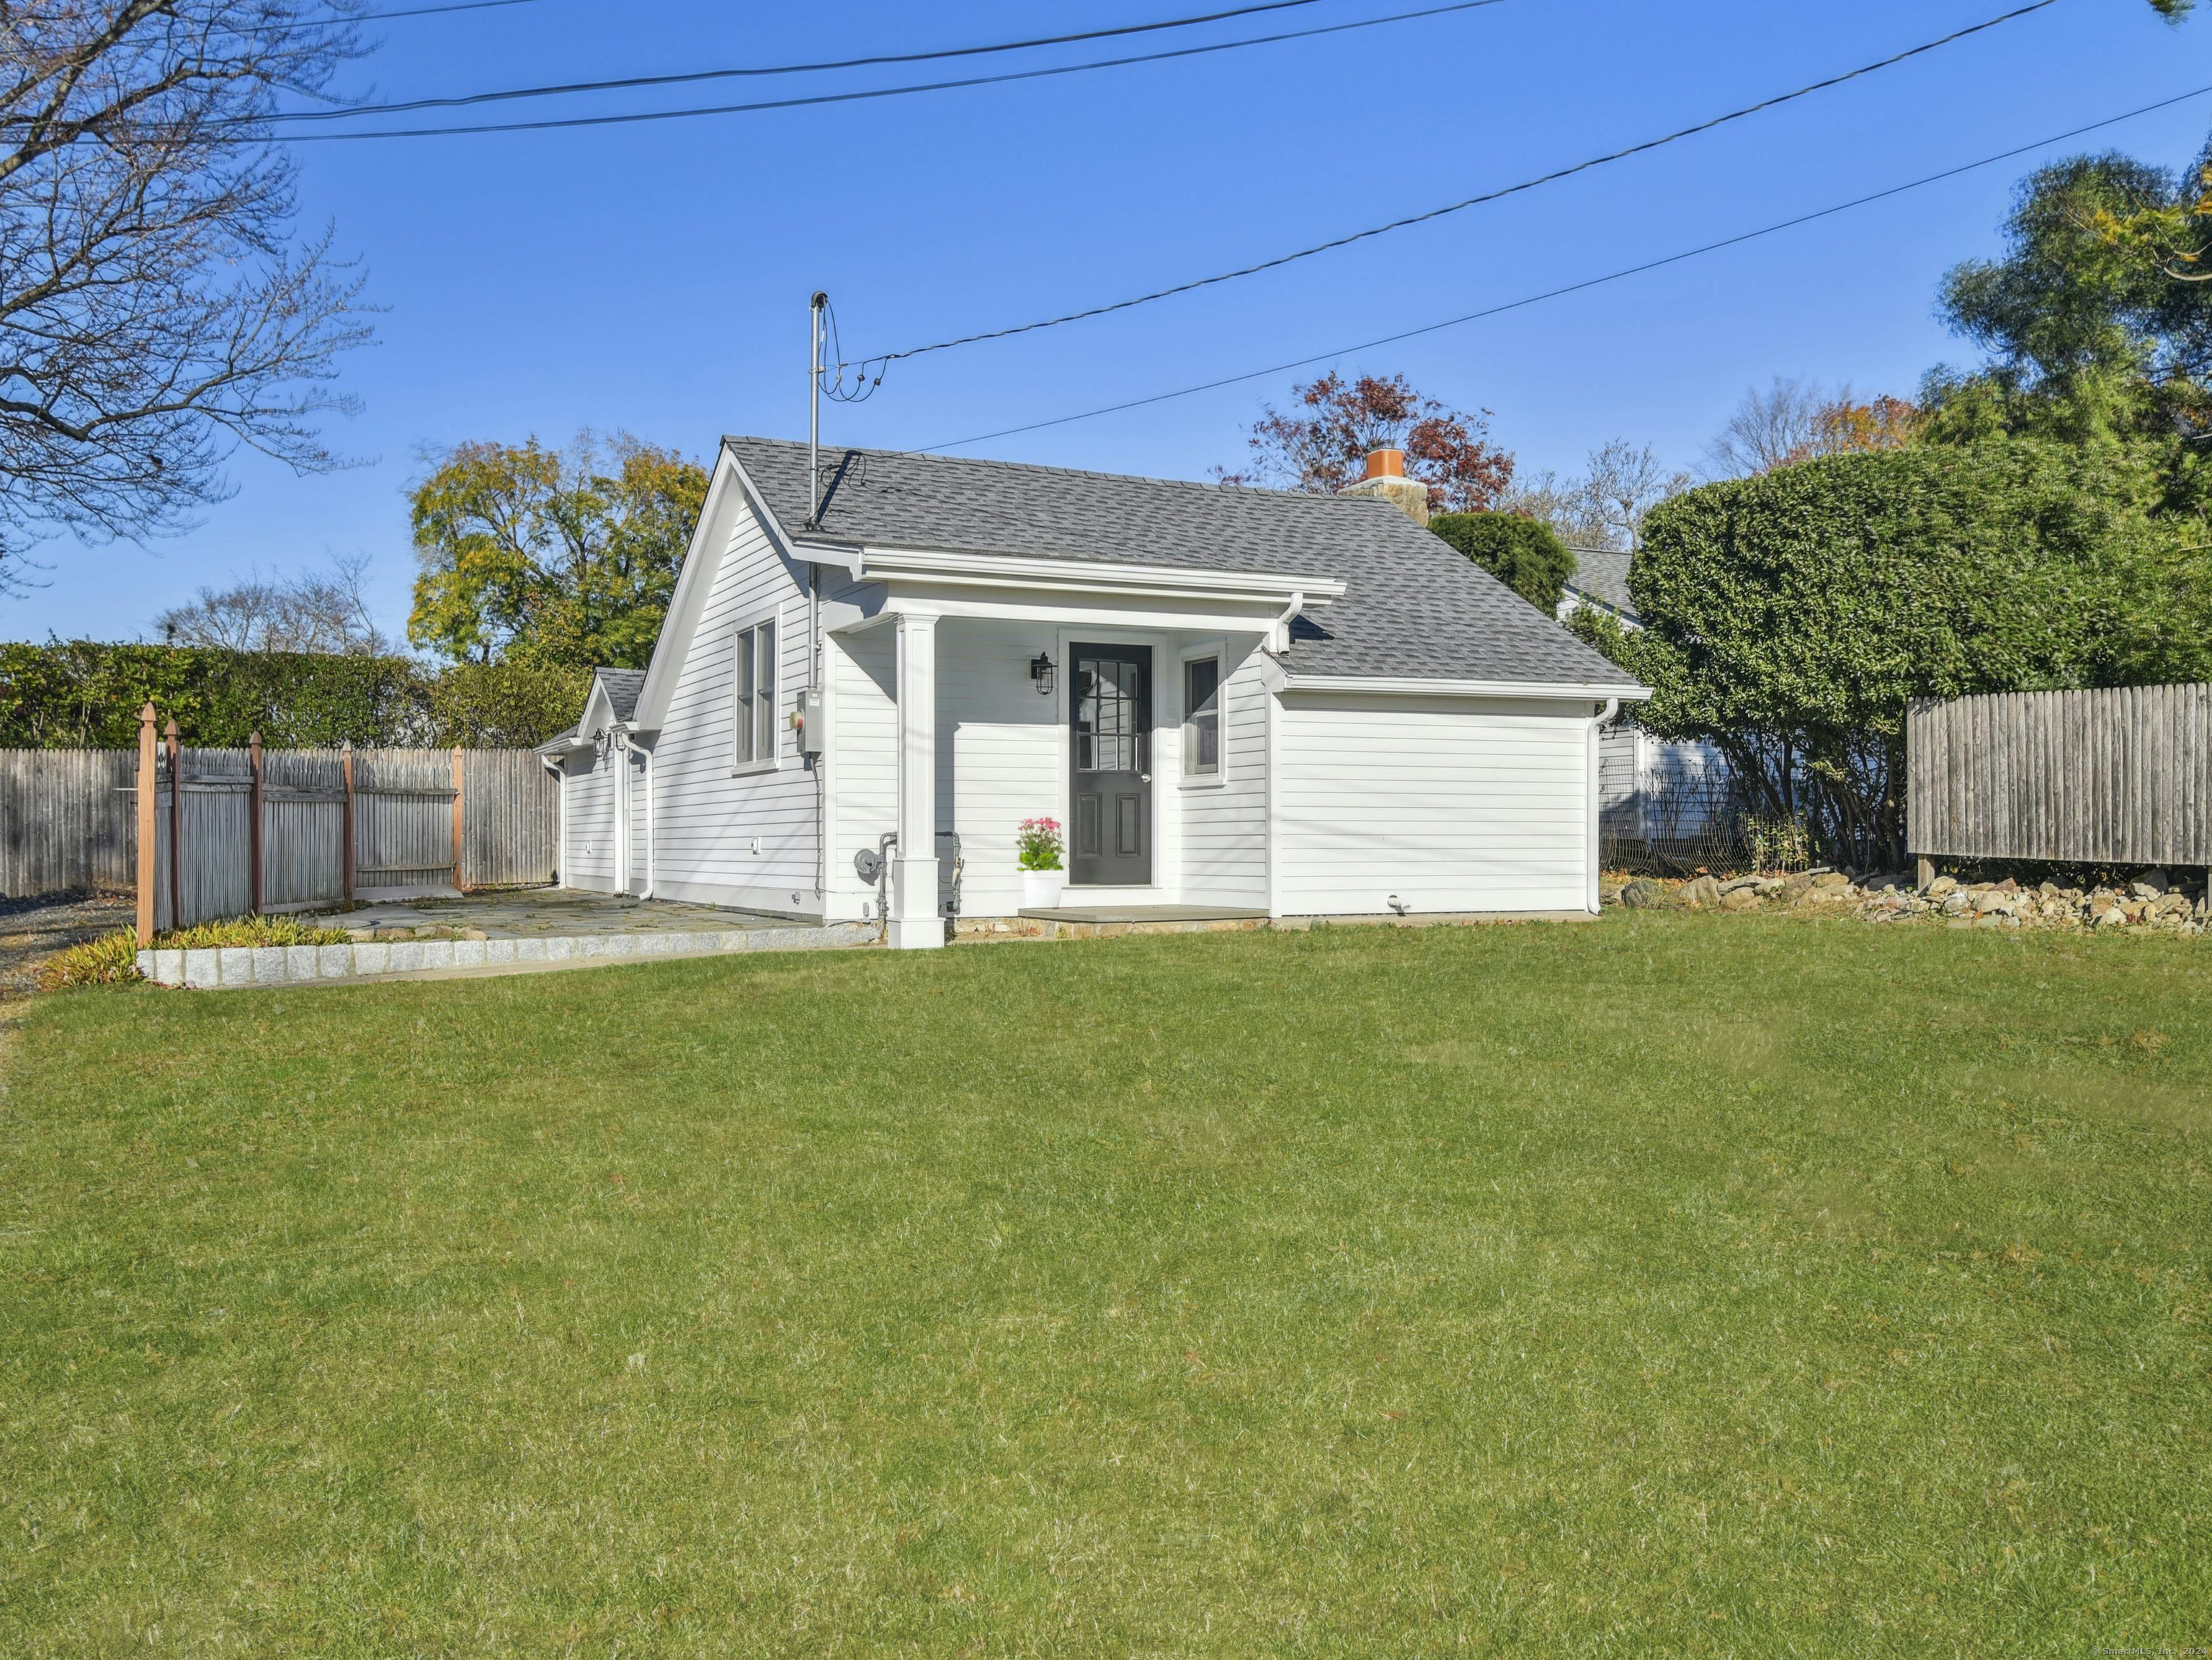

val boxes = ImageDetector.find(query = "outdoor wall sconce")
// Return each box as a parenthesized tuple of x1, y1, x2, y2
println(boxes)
(1030, 652, 1056, 696)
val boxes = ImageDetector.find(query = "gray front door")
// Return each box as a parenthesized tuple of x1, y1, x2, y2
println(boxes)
(1069, 644, 1151, 886)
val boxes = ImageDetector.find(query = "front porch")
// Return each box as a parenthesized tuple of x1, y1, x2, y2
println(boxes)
(956, 902, 1272, 942)
(1017, 903, 1271, 924)
(819, 561, 1330, 947)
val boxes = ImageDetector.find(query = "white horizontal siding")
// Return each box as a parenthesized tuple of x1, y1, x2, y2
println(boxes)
(935, 619, 1062, 918)
(825, 622, 897, 919)
(649, 500, 819, 913)
(562, 751, 617, 892)
(1178, 637, 1268, 907)
(1599, 725, 1638, 823)
(1642, 733, 1731, 836)
(625, 746, 650, 893)
(1272, 694, 1591, 914)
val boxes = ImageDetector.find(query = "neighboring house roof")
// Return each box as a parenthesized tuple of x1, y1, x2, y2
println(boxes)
(721, 437, 1640, 691)
(1562, 545, 1636, 620)
(594, 667, 646, 723)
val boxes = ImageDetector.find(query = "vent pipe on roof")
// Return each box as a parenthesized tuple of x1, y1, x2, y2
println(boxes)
(1338, 446, 1430, 527)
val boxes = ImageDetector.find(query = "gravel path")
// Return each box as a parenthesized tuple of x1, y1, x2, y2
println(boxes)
(0, 891, 134, 1001)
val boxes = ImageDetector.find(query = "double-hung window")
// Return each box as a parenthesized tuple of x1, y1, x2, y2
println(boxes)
(1183, 654, 1221, 778)
(732, 616, 777, 770)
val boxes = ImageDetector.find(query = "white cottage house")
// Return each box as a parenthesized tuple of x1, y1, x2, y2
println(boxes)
(538, 437, 1647, 949)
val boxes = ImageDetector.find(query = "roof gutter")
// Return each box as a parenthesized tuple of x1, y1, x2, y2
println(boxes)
(850, 545, 1344, 609)
(1266, 668, 1653, 701)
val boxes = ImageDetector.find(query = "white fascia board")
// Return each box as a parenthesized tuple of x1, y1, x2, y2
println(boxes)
(790, 536, 866, 581)
(856, 544, 1344, 609)
(882, 589, 1285, 635)
(631, 445, 860, 731)
(534, 731, 590, 759)
(631, 449, 751, 733)
(1265, 663, 1652, 702)
(576, 678, 613, 736)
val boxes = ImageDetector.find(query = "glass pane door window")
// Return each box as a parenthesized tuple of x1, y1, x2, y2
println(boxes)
(1069, 645, 1152, 885)
(1075, 655, 1145, 775)
(1183, 656, 1221, 776)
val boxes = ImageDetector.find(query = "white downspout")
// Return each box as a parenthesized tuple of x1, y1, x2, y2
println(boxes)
(1587, 697, 1619, 914)
(1264, 592, 1302, 921)
(641, 741, 656, 900)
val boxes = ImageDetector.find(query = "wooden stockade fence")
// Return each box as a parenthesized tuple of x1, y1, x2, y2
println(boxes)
(1907, 684, 2212, 872)
(0, 706, 560, 939)
(128, 708, 562, 941)
(0, 748, 137, 895)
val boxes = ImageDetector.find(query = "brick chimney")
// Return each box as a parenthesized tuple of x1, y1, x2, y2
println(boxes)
(1337, 447, 1429, 527)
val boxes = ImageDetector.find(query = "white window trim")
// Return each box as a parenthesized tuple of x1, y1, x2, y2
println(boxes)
(1177, 639, 1228, 790)
(731, 604, 785, 777)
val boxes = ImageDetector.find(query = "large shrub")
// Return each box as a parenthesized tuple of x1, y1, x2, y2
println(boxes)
(424, 661, 592, 748)
(1569, 439, 2212, 867)
(1428, 511, 1577, 611)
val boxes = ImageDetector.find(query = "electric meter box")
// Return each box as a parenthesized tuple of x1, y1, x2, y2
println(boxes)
(796, 687, 825, 755)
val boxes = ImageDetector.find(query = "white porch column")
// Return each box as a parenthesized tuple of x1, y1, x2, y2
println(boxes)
(888, 611, 943, 950)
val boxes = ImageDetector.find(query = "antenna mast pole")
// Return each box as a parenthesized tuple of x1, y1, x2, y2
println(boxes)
(806, 290, 827, 528)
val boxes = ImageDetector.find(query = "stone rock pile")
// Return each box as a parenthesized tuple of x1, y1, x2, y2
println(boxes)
(1609, 867, 2208, 934)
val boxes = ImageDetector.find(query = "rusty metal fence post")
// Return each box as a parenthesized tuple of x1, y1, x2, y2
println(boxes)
(451, 744, 465, 893)
(164, 718, 182, 932)
(248, 730, 264, 916)
(135, 703, 158, 946)
(340, 739, 356, 902)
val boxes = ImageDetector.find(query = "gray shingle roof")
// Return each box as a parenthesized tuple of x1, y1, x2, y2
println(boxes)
(594, 667, 646, 723)
(1563, 546, 1636, 620)
(723, 437, 1638, 690)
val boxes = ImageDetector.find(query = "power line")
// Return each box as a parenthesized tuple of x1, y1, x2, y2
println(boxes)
(276, 0, 1330, 120)
(346, 0, 543, 19)
(297, 0, 544, 22)
(918, 81, 2212, 453)
(857, 0, 2062, 372)
(245, 0, 1504, 139)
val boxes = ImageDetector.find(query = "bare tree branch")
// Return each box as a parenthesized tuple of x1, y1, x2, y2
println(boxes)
(1505, 439, 1690, 551)
(0, 0, 375, 591)
(154, 547, 389, 651)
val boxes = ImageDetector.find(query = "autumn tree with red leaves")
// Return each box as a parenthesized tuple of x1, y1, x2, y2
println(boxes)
(1217, 372, 1514, 512)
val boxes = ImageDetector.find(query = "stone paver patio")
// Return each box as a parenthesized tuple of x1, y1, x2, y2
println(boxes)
(138, 888, 876, 990)
(304, 888, 793, 939)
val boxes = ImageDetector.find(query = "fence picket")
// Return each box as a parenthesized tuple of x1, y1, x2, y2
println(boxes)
(0, 741, 558, 924)
(1907, 684, 2212, 867)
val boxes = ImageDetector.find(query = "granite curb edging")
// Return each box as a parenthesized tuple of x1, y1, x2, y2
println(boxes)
(138, 923, 877, 988)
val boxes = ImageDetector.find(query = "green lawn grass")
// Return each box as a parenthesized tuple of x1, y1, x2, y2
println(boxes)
(2, 916, 2206, 1655)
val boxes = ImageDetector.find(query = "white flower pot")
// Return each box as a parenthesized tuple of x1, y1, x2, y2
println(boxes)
(1020, 869, 1068, 910)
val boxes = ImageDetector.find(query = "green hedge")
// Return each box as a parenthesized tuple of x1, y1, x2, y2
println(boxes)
(1567, 437, 2212, 865)
(0, 643, 589, 749)
(1428, 512, 1578, 611)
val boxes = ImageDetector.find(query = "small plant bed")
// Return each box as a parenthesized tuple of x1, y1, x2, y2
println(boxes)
(1610, 866, 2209, 935)
(37, 915, 354, 991)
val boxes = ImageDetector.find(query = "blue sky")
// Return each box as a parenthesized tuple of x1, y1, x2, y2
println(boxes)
(14, 0, 2210, 644)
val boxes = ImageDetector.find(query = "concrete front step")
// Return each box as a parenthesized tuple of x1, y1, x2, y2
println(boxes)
(138, 923, 876, 989)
